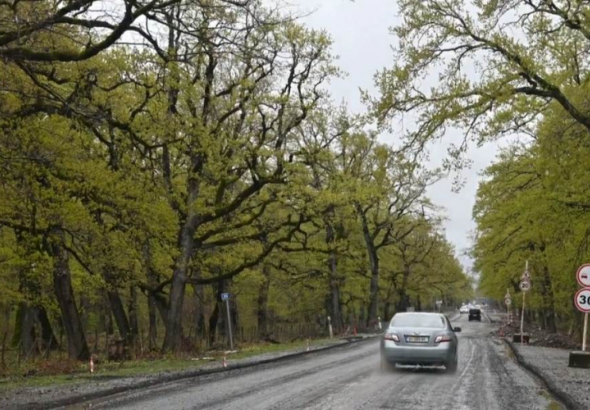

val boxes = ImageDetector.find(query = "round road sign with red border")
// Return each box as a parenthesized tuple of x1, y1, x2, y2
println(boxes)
(574, 288, 590, 313)
(577, 264, 590, 287)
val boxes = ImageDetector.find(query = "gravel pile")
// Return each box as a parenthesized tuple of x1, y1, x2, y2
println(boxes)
(512, 344, 590, 410)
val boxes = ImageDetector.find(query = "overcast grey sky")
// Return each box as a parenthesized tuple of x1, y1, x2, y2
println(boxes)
(287, 0, 505, 272)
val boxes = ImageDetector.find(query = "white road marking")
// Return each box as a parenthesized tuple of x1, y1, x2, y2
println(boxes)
(459, 344, 476, 380)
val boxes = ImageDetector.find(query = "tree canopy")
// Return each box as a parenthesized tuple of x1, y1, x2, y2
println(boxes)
(0, 0, 471, 361)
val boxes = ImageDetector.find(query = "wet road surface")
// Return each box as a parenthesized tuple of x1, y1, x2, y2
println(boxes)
(66, 314, 562, 409)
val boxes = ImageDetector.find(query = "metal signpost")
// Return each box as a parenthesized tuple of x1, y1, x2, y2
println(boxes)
(569, 264, 590, 368)
(575, 264, 590, 352)
(221, 293, 234, 351)
(575, 288, 590, 351)
(518, 261, 531, 345)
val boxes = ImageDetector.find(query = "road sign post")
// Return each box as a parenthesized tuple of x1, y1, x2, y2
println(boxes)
(574, 288, 590, 350)
(569, 265, 590, 368)
(576, 263, 590, 350)
(520, 289, 525, 343)
(221, 293, 234, 351)
(517, 261, 531, 345)
(585, 312, 588, 353)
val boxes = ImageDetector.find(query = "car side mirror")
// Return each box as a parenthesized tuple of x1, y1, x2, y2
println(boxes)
(453, 327, 462, 332)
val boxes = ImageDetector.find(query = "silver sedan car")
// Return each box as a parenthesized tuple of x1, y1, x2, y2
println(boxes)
(380, 312, 461, 373)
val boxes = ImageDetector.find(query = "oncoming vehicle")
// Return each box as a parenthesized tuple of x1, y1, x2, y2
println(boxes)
(459, 305, 469, 314)
(468, 308, 481, 321)
(380, 312, 461, 373)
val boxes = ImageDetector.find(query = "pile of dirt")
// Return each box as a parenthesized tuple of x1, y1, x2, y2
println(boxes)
(491, 320, 580, 350)
(491, 321, 520, 338)
(528, 332, 580, 350)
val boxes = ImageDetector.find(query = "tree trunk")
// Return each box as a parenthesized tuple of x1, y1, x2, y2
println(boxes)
(107, 289, 131, 341)
(50, 230, 89, 361)
(147, 293, 158, 350)
(106, 306, 114, 336)
(257, 264, 271, 339)
(1, 304, 9, 369)
(80, 294, 90, 331)
(396, 266, 411, 312)
(128, 286, 139, 341)
(542, 265, 557, 333)
(383, 302, 391, 320)
(208, 295, 221, 347)
(191, 270, 206, 342)
(15, 303, 37, 358)
(325, 221, 343, 332)
(230, 295, 238, 342)
(356, 205, 380, 326)
(142, 240, 160, 350)
(38, 306, 59, 351)
(163, 209, 199, 352)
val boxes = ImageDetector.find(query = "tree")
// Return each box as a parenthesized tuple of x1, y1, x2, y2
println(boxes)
(368, 0, 590, 154)
(0, 0, 178, 63)
(0, 0, 474, 361)
(346, 135, 435, 324)
(473, 97, 590, 333)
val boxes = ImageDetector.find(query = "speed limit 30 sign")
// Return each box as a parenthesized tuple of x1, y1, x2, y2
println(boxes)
(575, 288, 590, 313)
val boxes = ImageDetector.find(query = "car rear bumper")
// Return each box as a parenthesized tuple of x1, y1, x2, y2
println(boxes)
(381, 341, 454, 365)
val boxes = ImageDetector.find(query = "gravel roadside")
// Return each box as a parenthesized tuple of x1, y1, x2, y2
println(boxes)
(509, 342, 590, 410)
(0, 336, 378, 410)
(486, 310, 589, 409)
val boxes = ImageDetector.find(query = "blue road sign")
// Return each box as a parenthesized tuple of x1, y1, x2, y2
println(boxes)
(221, 292, 230, 301)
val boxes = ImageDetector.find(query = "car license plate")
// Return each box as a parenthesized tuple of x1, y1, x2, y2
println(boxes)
(406, 336, 428, 343)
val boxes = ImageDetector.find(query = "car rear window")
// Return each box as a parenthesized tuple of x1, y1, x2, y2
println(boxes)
(390, 314, 446, 328)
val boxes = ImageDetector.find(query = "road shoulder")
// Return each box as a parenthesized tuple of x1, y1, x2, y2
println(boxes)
(506, 340, 588, 410)
(0, 335, 378, 410)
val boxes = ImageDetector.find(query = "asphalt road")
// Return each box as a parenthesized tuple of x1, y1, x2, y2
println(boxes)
(66, 314, 562, 410)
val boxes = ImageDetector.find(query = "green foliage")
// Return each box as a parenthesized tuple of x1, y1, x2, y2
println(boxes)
(0, 0, 470, 360)
(473, 92, 590, 328)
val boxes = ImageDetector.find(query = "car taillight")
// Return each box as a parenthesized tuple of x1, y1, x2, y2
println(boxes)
(384, 333, 399, 342)
(435, 335, 452, 343)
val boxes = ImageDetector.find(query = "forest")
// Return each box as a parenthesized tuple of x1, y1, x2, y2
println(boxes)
(0, 0, 472, 369)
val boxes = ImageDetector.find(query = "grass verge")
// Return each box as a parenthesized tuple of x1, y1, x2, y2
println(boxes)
(0, 337, 334, 392)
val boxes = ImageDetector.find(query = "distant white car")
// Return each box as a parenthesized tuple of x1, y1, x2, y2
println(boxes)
(460, 305, 469, 314)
